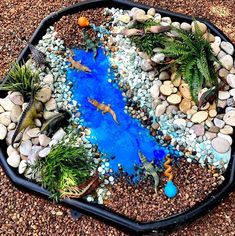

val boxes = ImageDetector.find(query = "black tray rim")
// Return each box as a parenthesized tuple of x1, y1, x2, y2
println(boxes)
(0, 0, 235, 234)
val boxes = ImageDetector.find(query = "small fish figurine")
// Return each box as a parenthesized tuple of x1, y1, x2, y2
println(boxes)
(87, 97, 119, 124)
(28, 43, 51, 69)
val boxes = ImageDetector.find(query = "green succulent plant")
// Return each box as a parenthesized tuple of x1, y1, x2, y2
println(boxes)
(0, 62, 40, 100)
(161, 22, 218, 101)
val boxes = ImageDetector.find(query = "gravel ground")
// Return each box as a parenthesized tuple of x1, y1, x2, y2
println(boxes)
(0, 0, 235, 235)
(105, 158, 222, 222)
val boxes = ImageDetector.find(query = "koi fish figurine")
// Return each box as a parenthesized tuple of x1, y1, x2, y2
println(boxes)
(67, 48, 91, 73)
(87, 98, 119, 124)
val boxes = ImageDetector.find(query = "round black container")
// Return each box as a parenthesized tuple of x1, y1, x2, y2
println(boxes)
(0, 0, 234, 234)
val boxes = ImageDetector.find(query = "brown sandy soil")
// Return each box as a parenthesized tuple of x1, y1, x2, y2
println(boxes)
(0, 0, 234, 235)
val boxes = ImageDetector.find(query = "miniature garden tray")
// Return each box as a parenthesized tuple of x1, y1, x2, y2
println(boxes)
(0, 0, 235, 234)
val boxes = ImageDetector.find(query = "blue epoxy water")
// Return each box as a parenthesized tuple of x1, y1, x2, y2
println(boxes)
(66, 48, 179, 175)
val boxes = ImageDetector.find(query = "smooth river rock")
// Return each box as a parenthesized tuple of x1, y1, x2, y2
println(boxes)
(36, 87, 52, 103)
(221, 41, 234, 55)
(19, 140, 32, 156)
(7, 154, 21, 168)
(18, 160, 28, 174)
(191, 111, 208, 123)
(219, 55, 233, 70)
(0, 98, 14, 111)
(226, 74, 235, 88)
(211, 137, 230, 153)
(223, 111, 235, 126)
(0, 124, 7, 140)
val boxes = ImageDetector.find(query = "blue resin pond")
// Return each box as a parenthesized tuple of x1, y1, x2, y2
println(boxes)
(66, 47, 180, 176)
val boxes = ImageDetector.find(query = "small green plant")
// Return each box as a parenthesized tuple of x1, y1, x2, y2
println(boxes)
(39, 144, 95, 200)
(161, 22, 218, 101)
(129, 20, 168, 56)
(131, 33, 168, 56)
(0, 62, 40, 100)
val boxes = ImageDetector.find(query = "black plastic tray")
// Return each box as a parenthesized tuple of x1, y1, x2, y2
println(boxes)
(0, 0, 235, 234)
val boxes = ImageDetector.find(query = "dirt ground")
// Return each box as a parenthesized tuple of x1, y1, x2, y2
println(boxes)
(0, 0, 234, 235)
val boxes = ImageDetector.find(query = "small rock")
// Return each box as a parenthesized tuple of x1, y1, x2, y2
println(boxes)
(9, 92, 24, 105)
(150, 84, 160, 99)
(191, 111, 208, 123)
(52, 128, 66, 141)
(155, 104, 166, 117)
(191, 21, 207, 34)
(32, 138, 39, 145)
(159, 71, 170, 81)
(179, 99, 191, 113)
(221, 41, 234, 55)
(209, 126, 220, 133)
(18, 160, 28, 174)
(180, 22, 191, 31)
(0, 98, 14, 111)
(43, 111, 56, 120)
(43, 74, 54, 84)
(203, 32, 215, 42)
(151, 53, 165, 63)
(0, 112, 11, 126)
(173, 118, 186, 128)
(7, 123, 16, 131)
(214, 36, 221, 46)
(219, 55, 233, 70)
(147, 8, 155, 16)
(226, 74, 235, 88)
(190, 124, 205, 136)
(36, 87, 52, 103)
(6, 130, 22, 145)
(10, 105, 22, 123)
(220, 125, 233, 135)
(167, 94, 182, 105)
(166, 105, 178, 114)
(0, 106, 4, 113)
(118, 14, 130, 23)
(7, 145, 18, 156)
(7, 154, 21, 168)
(27, 128, 40, 138)
(140, 59, 153, 72)
(214, 117, 225, 128)
(0, 124, 7, 140)
(39, 147, 51, 158)
(218, 132, 233, 145)
(160, 84, 172, 96)
(35, 119, 42, 127)
(45, 98, 57, 111)
(179, 83, 191, 100)
(217, 99, 227, 108)
(171, 73, 181, 87)
(205, 131, 217, 140)
(19, 140, 32, 156)
(211, 137, 230, 153)
(39, 134, 51, 147)
(223, 111, 235, 126)
(219, 68, 229, 78)
(218, 91, 230, 100)
(138, 51, 150, 60)
(210, 43, 220, 56)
